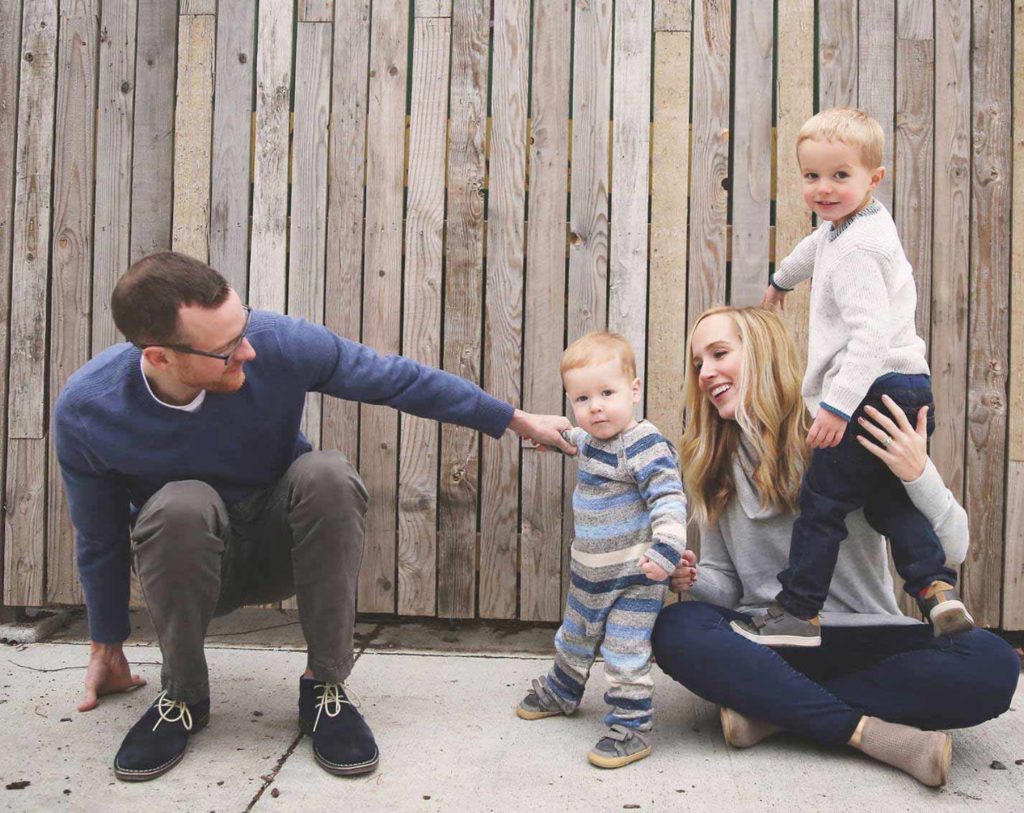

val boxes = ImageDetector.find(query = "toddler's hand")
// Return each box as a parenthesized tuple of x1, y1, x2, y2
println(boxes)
(762, 285, 787, 311)
(807, 408, 847, 449)
(669, 550, 698, 593)
(638, 556, 670, 583)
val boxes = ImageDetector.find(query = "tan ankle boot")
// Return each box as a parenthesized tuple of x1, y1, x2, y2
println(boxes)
(851, 716, 952, 787)
(720, 706, 780, 748)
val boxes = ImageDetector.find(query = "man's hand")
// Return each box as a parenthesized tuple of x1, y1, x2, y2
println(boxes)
(761, 285, 787, 311)
(638, 556, 670, 583)
(807, 408, 847, 449)
(508, 409, 576, 455)
(78, 641, 146, 712)
(668, 550, 698, 593)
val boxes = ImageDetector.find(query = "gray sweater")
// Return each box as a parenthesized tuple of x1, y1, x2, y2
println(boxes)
(689, 441, 968, 627)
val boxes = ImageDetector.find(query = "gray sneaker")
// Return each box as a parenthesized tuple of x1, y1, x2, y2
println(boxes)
(730, 605, 822, 647)
(515, 677, 564, 720)
(587, 724, 651, 769)
(916, 581, 975, 637)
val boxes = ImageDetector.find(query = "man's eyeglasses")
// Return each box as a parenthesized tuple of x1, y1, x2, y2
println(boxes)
(138, 305, 252, 366)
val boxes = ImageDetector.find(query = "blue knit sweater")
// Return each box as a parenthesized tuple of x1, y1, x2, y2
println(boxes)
(54, 311, 514, 642)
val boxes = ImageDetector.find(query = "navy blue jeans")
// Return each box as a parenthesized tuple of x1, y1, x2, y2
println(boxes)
(778, 374, 956, 618)
(651, 601, 1019, 745)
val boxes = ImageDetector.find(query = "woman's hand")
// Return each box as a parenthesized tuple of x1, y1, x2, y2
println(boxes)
(668, 550, 698, 593)
(855, 394, 928, 482)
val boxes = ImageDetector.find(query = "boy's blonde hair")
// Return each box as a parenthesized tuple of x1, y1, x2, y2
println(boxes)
(561, 331, 637, 380)
(797, 107, 884, 169)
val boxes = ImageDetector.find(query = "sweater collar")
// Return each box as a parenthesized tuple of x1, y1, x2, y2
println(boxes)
(826, 199, 882, 242)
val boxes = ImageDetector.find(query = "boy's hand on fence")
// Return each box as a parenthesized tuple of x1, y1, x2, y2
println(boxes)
(510, 409, 577, 455)
(807, 408, 847, 449)
(638, 556, 670, 583)
(669, 550, 698, 593)
(761, 285, 787, 311)
(78, 641, 147, 712)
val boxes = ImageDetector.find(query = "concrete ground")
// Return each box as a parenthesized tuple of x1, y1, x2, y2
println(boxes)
(1, 609, 1022, 812)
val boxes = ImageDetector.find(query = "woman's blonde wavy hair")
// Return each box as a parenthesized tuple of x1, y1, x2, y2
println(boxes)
(680, 306, 811, 528)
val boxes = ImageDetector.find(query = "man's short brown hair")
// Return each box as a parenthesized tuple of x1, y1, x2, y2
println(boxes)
(560, 332, 637, 380)
(111, 252, 231, 346)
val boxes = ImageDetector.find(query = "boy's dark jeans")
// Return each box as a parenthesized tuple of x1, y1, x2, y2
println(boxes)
(777, 374, 956, 619)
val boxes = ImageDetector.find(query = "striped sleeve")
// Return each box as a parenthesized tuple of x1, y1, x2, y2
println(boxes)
(626, 426, 688, 575)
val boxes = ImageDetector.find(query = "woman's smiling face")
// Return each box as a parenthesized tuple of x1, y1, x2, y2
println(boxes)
(690, 312, 744, 421)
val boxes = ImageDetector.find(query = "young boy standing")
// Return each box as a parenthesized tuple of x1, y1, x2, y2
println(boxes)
(732, 107, 973, 648)
(516, 332, 688, 768)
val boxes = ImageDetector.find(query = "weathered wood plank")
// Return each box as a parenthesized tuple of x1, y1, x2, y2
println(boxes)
(92, 0, 137, 352)
(415, 0, 450, 17)
(609, 0, 652, 381)
(210, 0, 256, 297)
(895, 0, 934, 335)
(47, 0, 99, 605)
(438, 0, 488, 619)
(775, 0, 815, 372)
(357, 0, 408, 613)
(249, 0, 293, 312)
(930, 0, 971, 501)
(563, 0, 612, 599)
(129, 0, 177, 262)
(289, 22, 332, 451)
(1005, 462, 1024, 629)
(647, 24, 690, 446)
(480, 0, 529, 620)
(299, 0, 334, 22)
(180, 0, 216, 14)
(857, 0, 894, 209)
(686, 0, 729, 325)
(171, 13, 215, 262)
(8, 0, 58, 438)
(398, 17, 450, 616)
(322, 0, 370, 466)
(729, 0, 772, 307)
(5, 440, 46, 604)
(655, 0, 691, 32)
(963, 0, 1011, 628)
(521, 0, 570, 623)
(818, 0, 858, 108)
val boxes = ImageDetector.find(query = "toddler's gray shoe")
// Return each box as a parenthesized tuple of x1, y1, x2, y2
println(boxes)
(515, 677, 564, 720)
(587, 724, 651, 769)
(730, 604, 821, 647)
(916, 581, 975, 637)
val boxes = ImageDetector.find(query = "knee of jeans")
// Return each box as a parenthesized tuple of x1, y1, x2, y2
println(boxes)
(652, 602, 718, 675)
(290, 450, 368, 515)
(135, 480, 225, 545)
(967, 632, 1021, 718)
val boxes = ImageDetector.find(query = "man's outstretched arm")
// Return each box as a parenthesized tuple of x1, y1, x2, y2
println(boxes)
(508, 409, 576, 455)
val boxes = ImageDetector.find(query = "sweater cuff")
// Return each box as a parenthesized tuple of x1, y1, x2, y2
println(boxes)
(644, 542, 684, 576)
(902, 458, 943, 504)
(822, 382, 868, 421)
(819, 402, 851, 421)
(474, 396, 516, 439)
(768, 272, 793, 292)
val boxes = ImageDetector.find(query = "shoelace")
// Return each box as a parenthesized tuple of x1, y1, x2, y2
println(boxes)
(313, 682, 361, 733)
(151, 690, 193, 733)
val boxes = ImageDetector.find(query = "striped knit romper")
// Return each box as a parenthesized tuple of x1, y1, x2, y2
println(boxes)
(544, 420, 688, 731)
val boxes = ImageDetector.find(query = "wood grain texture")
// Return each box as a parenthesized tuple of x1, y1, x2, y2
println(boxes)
(249, 0, 293, 312)
(0, 0, 22, 568)
(322, 0, 370, 466)
(609, 0, 652, 380)
(398, 17, 450, 616)
(857, 0, 894, 210)
(415, 0, 450, 17)
(818, 0, 858, 108)
(564, 0, 612, 598)
(357, 0, 408, 613)
(895, 0, 934, 335)
(210, 0, 256, 297)
(129, 0, 176, 262)
(171, 13, 215, 262)
(92, 0, 136, 351)
(480, 0, 529, 619)
(5, 440, 46, 604)
(654, 0, 691, 32)
(299, 0, 334, 21)
(8, 0, 58, 439)
(521, 0, 570, 622)
(47, 0, 99, 605)
(775, 0, 815, 371)
(180, 0, 215, 13)
(647, 27, 690, 446)
(930, 0, 971, 500)
(289, 23, 332, 451)
(1005, 462, 1024, 629)
(730, 0, 772, 307)
(1010, 0, 1024, 463)
(963, 0, 1011, 628)
(438, 0, 488, 619)
(686, 0, 729, 326)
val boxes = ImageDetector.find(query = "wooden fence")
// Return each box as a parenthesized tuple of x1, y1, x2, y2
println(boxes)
(2, 0, 1022, 629)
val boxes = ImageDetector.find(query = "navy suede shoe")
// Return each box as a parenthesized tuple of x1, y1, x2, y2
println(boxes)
(113, 691, 210, 782)
(298, 677, 379, 776)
